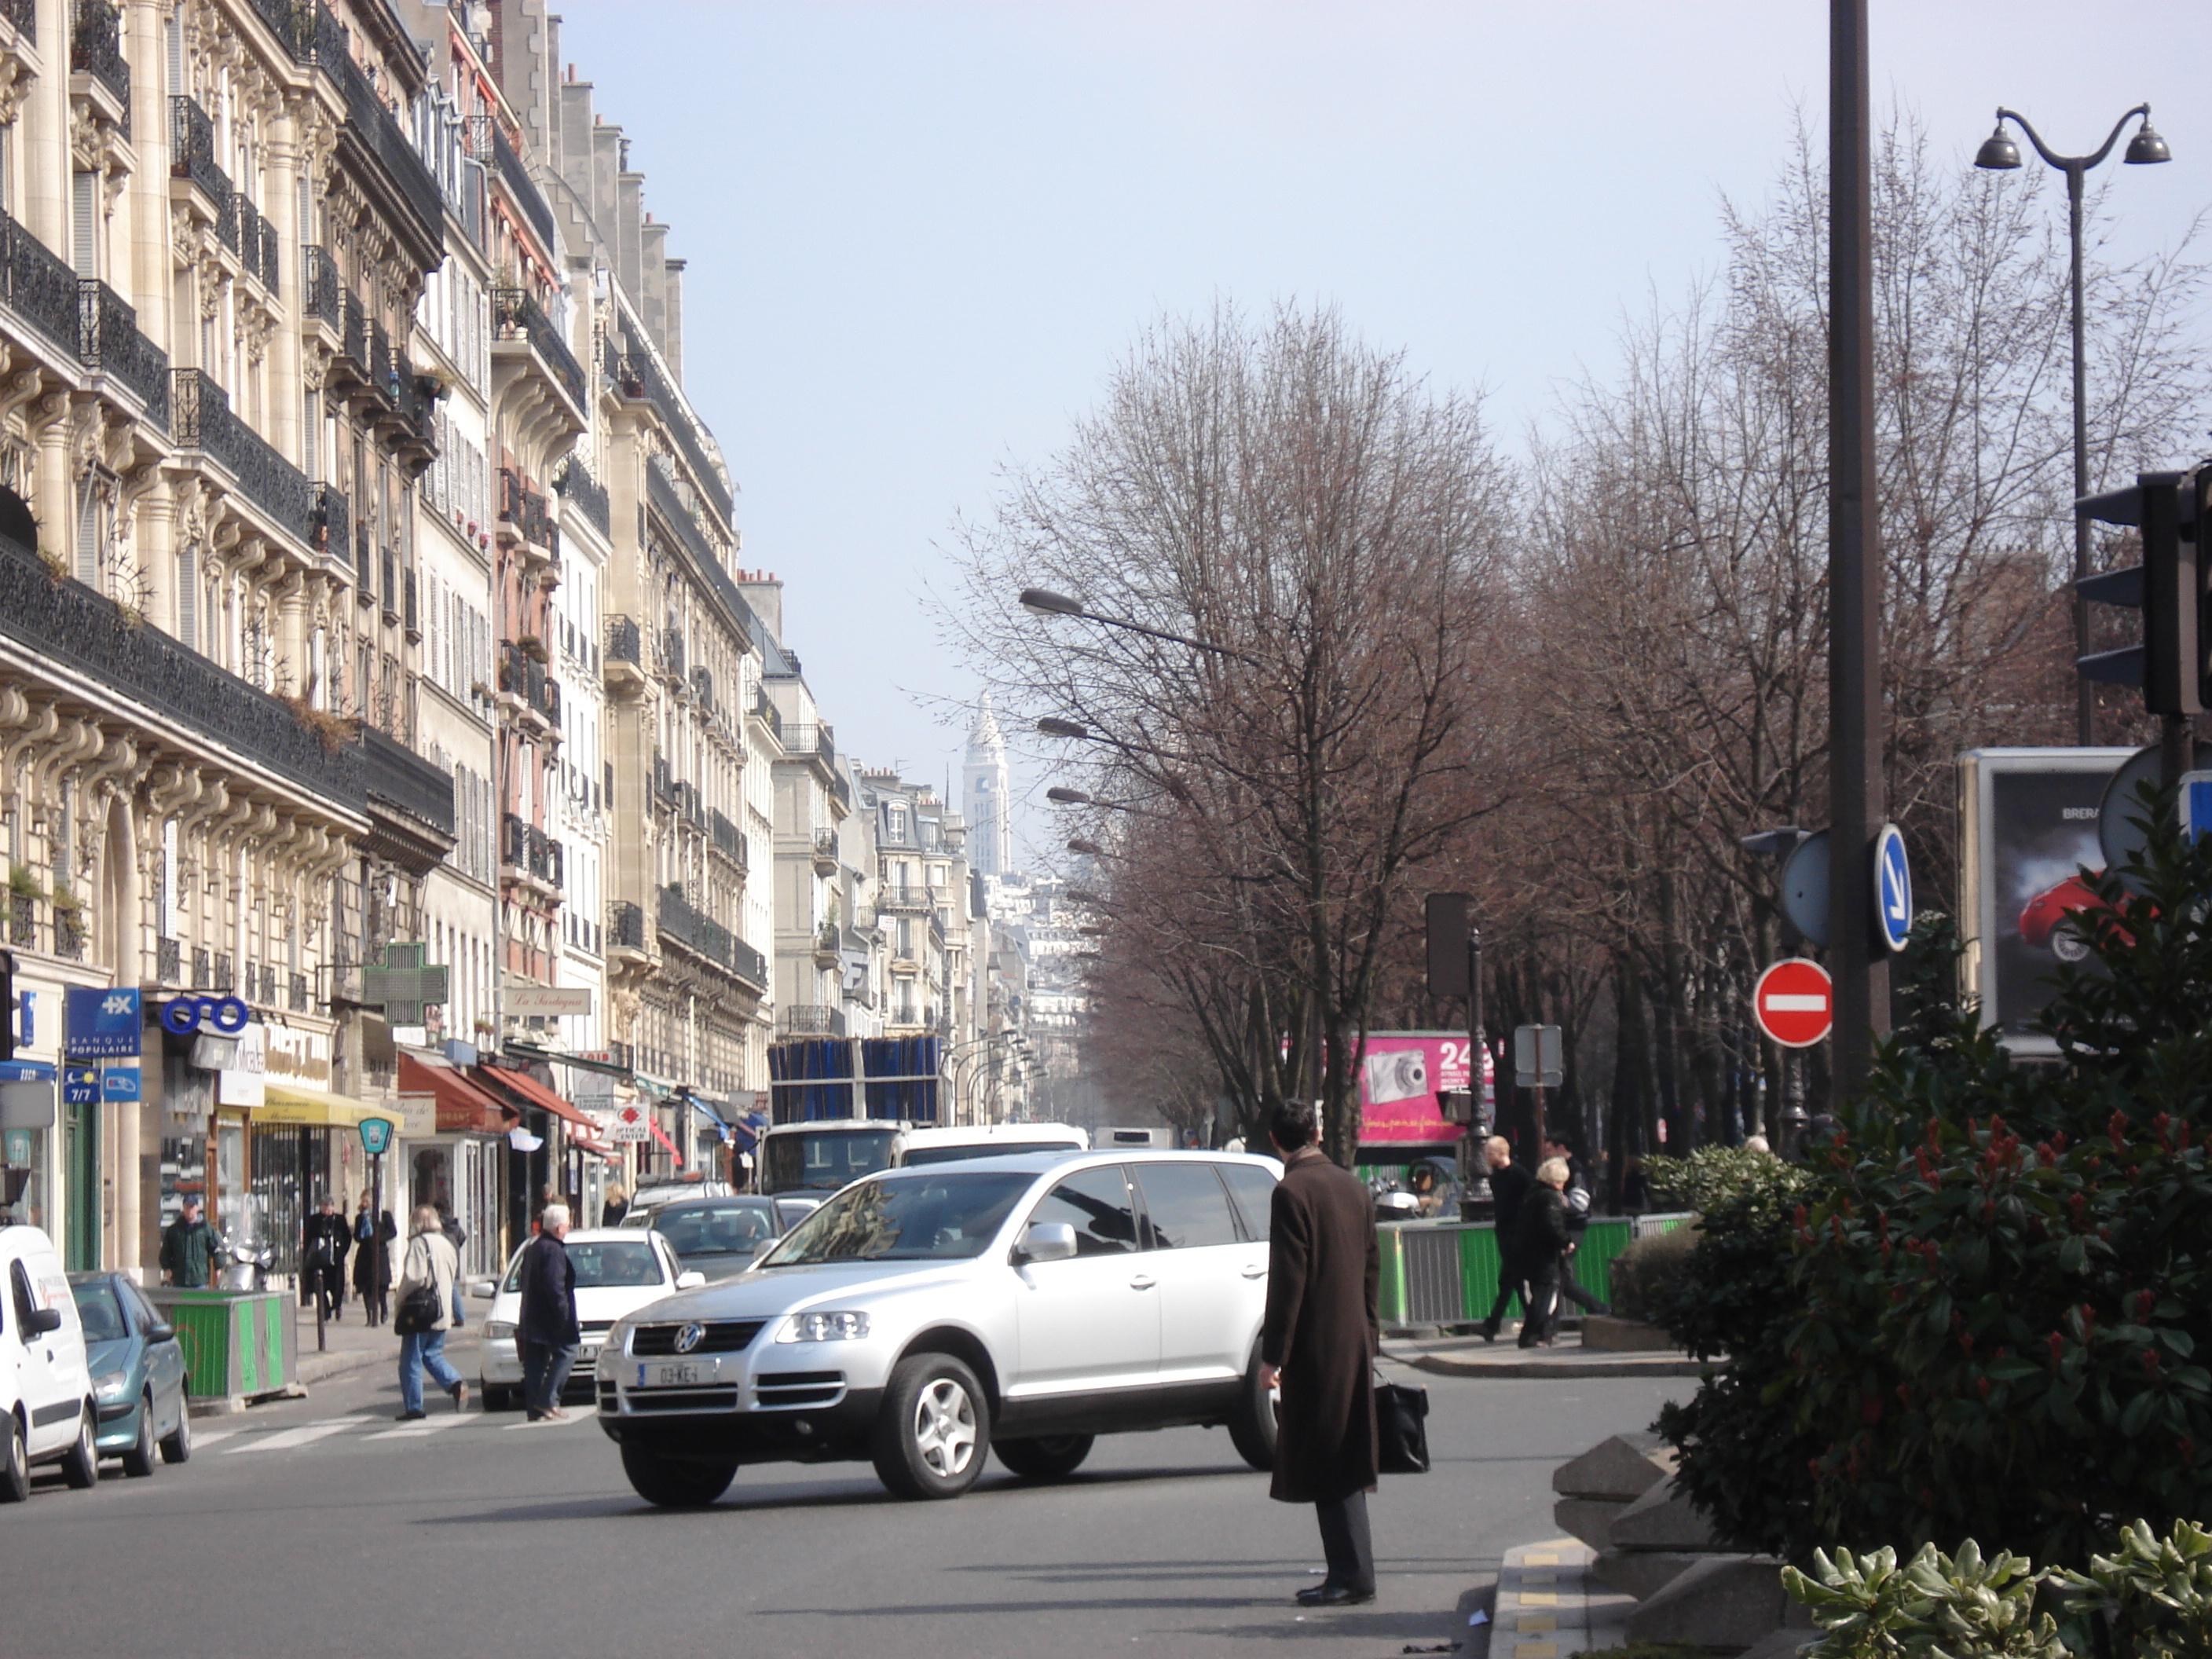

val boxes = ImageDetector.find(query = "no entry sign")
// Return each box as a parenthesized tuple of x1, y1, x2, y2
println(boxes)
(1753, 958, 1833, 1048)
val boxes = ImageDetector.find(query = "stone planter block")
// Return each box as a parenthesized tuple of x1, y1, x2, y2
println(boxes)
(1625, 1555, 1791, 1654)
(1551, 1431, 1675, 1500)
(1592, 1548, 1719, 1601)
(1610, 1476, 1719, 1549)
(1584, 1314, 1686, 1352)
(1555, 1496, 1628, 1551)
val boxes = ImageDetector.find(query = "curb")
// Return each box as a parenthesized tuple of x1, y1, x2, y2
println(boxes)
(1493, 1536, 1634, 1659)
(1403, 1351, 1705, 1380)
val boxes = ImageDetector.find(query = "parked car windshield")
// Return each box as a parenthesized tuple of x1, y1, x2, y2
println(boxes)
(500, 1240, 665, 1292)
(70, 1280, 128, 1342)
(762, 1172, 1032, 1265)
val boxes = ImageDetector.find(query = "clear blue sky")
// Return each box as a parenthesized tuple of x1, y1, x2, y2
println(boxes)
(548, 1, 2212, 870)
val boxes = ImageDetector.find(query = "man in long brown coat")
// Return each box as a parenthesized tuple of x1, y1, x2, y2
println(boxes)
(1260, 1099, 1381, 1606)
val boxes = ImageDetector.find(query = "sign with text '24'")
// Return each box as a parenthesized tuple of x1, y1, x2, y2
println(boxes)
(64, 986, 140, 1058)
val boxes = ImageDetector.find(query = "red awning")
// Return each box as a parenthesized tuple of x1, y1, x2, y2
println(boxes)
(398, 1053, 513, 1135)
(473, 1064, 598, 1133)
(648, 1116, 683, 1167)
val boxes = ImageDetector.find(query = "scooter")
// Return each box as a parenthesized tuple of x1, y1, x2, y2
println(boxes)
(216, 1231, 272, 1291)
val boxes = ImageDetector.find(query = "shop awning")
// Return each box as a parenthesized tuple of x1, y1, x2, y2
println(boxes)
(472, 1064, 597, 1132)
(397, 1053, 512, 1135)
(255, 1086, 395, 1129)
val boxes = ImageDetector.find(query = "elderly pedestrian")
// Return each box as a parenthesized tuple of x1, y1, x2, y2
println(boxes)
(353, 1191, 395, 1325)
(1542, 1132, 1610, 1321)
(393, 1206, 467, 1421)
(159, 1197, 218, 1287)
(518, 1202, 581, 1423)
(1259, 1099, 1381, 1608)
(1475, 1136, 1532, 1343)
(302, 1194, 350, 1322)
(1515, 1158, 1574, 1348)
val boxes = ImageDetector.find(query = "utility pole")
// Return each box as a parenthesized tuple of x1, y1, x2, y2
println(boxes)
(1827, 0, 1888, 1104)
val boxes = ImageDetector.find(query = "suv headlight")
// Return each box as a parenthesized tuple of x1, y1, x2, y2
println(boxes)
(777, 1311, 870, 1343)
(603, 1316, 635, 1357)
(485, 1320, 517, 1341)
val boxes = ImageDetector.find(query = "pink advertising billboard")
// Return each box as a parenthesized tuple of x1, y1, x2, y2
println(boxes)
(1356, 1031, 1489, 1144)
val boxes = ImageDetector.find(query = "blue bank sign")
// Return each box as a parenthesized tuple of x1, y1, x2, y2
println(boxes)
(64, 987, 141, 1058)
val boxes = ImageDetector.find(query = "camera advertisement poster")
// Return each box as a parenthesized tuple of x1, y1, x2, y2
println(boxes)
(1357, 1032, 1477, 1144)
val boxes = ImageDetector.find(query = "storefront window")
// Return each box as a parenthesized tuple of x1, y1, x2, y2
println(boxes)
(2, 1126, 43, 1229)
(159, 1132, 206, 1232)
(214, 1117, 247, 1247)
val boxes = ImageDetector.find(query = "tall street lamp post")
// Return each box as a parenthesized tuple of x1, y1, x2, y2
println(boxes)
(1975, 105, 2171, 745)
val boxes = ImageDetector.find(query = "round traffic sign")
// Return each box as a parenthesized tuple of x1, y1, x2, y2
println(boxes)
(1753, 958, 1833, 1048)
(1874, 823, 1913, 954)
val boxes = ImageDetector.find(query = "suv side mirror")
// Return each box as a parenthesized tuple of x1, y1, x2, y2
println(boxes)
(674, 1270, 705, 1290)
(24, 1306, 62, 1336)
(1014, 1221, 1078, 1265)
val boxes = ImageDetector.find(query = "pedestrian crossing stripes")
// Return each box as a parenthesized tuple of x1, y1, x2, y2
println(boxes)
(208, 1409, 595, 1455)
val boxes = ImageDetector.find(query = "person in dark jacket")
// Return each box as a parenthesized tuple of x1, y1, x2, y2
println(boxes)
(437, 1203, 469, 1328)
(352, 1192, 396, 1326)
(516, 1202, 580, 1423)
(1476, 1136, 1533, 1342)
(1260, 1100, 1382, 1608)
(302, 1195, 351, 1320)
(1515, 1159, 1574, 1348)
(1543, 1133, 1610, 1320)
(159, 1198, 218, 1287)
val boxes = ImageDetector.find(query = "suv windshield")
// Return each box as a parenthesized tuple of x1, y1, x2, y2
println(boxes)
(762, 1172, 1032, 1265)
(501, 1240, 665, 1291)
(762, 1128, 899, 1194)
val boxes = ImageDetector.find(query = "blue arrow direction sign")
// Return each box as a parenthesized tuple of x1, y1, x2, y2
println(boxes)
(2182, 771, 2212, 843)
(1875, 823, 1914, 954)
(61, 1066, 98, 1106)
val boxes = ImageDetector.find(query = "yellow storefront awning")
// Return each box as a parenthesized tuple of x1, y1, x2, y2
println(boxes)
(254, 1086, 398, 1130)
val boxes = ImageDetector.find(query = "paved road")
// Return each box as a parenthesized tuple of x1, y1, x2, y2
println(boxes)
(7, 1334, 1687, 1658)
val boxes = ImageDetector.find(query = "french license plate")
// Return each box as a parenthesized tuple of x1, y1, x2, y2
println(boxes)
(637, 1361, 704, 1389)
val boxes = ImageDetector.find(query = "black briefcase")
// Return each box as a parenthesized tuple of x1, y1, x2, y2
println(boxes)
(1376, 1377, 1430, 1474)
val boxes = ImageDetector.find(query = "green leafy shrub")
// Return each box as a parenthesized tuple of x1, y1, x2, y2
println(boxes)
(2053, 1518, 2212, 1659)
(1609, 1224, 1700, 1324)
(1646, 1143, 1793, 1213)
(1786, 1539, 2063, 1659)
(1662, 816, 2212, 1568)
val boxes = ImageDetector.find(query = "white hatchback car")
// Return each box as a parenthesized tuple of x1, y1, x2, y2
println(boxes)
(477, 1229, 704, 1411)
(595, 1151, 1281, 1507)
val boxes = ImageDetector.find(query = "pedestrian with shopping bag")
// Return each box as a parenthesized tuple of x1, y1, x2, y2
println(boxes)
(392, 1206, 467, 1421)
(1259, 1099, 1382, 1607)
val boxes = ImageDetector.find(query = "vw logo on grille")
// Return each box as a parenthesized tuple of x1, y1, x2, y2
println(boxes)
(674, 1322, 706, 1354)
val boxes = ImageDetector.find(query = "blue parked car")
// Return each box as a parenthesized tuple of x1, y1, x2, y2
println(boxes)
(66, 1273, 190, 1477)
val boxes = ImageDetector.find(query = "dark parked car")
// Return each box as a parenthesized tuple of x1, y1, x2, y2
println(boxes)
(632, 1197, 786, 1282)
(67, 1273, 190, 1476)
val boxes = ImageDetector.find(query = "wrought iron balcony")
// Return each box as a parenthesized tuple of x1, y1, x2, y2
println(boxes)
(172, 370, 320, 551)
(555, 456, 610, 537)
(490, 287, 587, 416)
(71, 0, 129, 131)
(710, 810, 746, 869)
(0, 529, 364, 805)
(0, 211, 84, 354)
(170, 96, 233, 226)
(501, 814, 563, 888)
(78, 280, 170, 427)
(606, 614, 641, 666)
(656, 885, 767, 989)
(313, 482, 348, 558)
(780, 1005, 845, 1038)
(877, 884, 937, 914)
(301, 245, 341, 329)
(497, 466, 555, 553)
(750, 689, 782, 741)
(493, 125, 558, 258)
(608, 325, 734, 525)
(342, 290, 369, 374)
(0, 0, 32, 41)
(780, 723, 836, 771)
(156, 936, 181, 984)
(328, 25, 444, 262)
(498, 639, 561, 726)
(608, 900, 646, 954)
(358, 724, 454, 837)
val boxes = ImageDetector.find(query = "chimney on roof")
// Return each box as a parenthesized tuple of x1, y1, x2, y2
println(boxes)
(736, 570, 784, 642)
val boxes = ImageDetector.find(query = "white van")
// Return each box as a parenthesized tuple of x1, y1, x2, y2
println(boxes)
(1, 1225, 97, 1500)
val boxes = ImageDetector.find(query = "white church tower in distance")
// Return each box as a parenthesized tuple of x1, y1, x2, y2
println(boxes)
(965, 693, 1013, 878)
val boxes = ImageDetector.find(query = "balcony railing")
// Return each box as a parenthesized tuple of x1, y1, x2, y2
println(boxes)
(498, 639, 562, 725)
(357, 722, 458, 838)
(608, 900, 646, 953)
(71, 0, 130, 130)
(302, 245, 341, 329)
(498, 466, 555, 552)
(0, 531, 364, 805)
(156, 936, 181, 983)
(172, 370, 320, 551)
(493, 126, 558, 258)
(657, 885, 766, 989)
(78, 280, 169, 427)
(170, 96, 233, 225)
(313, 482, 347, 559)
(709, 810, 746, 869)
(780, 723, 836, 770)
(1, 211, 85, 353)
(877, 884, 937, 913)
(342, 290, 369, 372)
(490, 287, 587, 414)
(328, 24, 444, 260)
(555, 456, 610, 537)
(0, 0, 32, 40)
(608, 324, 734, 525)
(502, 814, 564, 888)
(606, 613, 641, 666)
(750, 688, 782, 741)
(779, 1005, 845, 1038)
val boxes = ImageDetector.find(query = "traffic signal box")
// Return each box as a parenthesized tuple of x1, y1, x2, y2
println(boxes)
(2078, 468, 2206, 717)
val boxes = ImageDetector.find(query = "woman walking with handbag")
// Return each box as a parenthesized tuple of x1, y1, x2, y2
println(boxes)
(392, 1206, 468, 1422)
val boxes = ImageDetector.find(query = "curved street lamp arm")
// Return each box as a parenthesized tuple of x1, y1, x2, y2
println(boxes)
(1998, 104, 2149, 172)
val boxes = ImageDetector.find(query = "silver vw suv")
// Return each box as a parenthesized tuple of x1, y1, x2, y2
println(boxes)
(595, 1150, 1282, 1506)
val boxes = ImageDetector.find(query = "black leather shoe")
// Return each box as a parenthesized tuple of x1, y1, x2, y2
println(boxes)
(1295, 1583, 1374, 1606)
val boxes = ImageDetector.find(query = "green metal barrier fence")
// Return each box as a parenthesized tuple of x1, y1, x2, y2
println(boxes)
(147, 1288, 298, 1401)
(1375, 1215, 1692, 1329)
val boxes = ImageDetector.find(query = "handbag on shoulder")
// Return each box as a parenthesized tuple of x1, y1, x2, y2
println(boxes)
(1375, 1372, 1430, 1475)
(393, 1282, 441, 1335)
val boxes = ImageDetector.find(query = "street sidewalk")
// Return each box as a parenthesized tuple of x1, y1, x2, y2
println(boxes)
(1382, 1328, 1703, 1380)
(288, 1291, 493, 1390)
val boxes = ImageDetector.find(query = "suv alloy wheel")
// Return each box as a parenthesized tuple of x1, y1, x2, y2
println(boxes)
(1226, 1344, 1280, 1472)
(872, 1352, 989, 1500)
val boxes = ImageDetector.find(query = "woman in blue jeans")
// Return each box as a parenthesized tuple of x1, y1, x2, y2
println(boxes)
(393, 1206, 468, 1420)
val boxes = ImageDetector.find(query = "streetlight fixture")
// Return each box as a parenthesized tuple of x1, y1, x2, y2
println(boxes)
(1036, 717, 1092, 741)
(1066, 837, 1107, 858)
(1016, 585, 1258, 664)
(1976, 103, 2171, 745)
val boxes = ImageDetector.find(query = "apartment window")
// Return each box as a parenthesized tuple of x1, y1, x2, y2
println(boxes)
(71, 171, 97, 280)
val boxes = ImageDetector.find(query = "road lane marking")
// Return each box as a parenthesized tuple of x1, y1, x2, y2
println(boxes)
(367, 1414, 479, 1440)
(224, 1420, 356, 1453)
